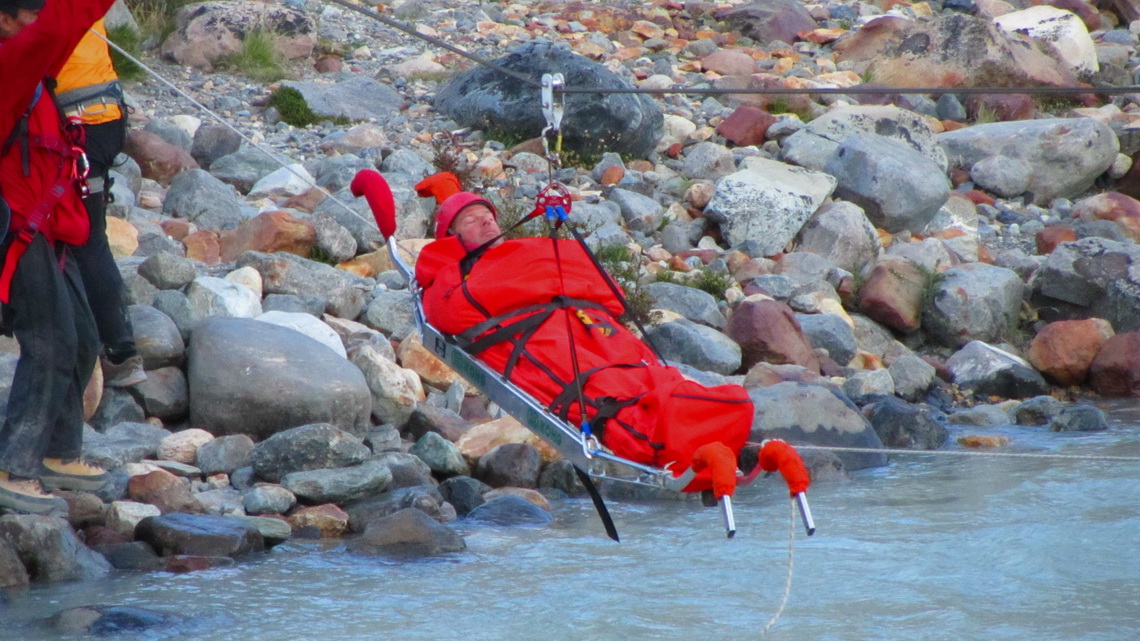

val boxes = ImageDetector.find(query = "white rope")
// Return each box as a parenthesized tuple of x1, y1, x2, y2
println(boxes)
(760, 497, 797, 635)
(92, 29, 375, 228)
(790, 444, 1140, 463)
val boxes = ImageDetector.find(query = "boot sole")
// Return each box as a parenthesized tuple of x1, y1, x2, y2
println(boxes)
(38, 469, 111, 492)
(0, 485, 68, 514)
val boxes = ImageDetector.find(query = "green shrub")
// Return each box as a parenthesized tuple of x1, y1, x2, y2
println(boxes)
(267, 86, 320, 127)
(106, 24, 143, 81)
(124, 0, 192, 42)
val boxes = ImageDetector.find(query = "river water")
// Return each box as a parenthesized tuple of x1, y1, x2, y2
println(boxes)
(3, 401, 1139, 641)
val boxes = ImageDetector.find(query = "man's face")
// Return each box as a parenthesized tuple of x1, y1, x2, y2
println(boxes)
(0, 8, 38, 39)
(451, 203, 502, 250)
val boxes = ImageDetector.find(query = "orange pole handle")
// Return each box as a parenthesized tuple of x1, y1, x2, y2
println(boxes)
(758, 440, 810, 497)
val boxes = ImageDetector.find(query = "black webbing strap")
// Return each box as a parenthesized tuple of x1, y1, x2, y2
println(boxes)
(562, 223, 666, 365)
(458, 297, 612, 352)
(574, 464, 619, 542)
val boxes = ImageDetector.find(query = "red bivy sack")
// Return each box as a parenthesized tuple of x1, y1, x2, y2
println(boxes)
(416, 236, 752, 493)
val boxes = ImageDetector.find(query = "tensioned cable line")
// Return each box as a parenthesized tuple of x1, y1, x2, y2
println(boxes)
(324, 0, 542, 89)
(326, 0, 1140, 98)
(778, 444, 1140, 462)
(91, 29, 377, 228)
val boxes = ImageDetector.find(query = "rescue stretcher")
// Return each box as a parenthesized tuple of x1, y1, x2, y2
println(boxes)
(354, 169, 816, 540)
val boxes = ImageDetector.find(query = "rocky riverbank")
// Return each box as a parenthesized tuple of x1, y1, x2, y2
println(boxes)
(4, 0, 1140, 610)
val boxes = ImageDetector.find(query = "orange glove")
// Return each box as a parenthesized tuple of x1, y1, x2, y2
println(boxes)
(690, 442, 738, 500)
(414, 172, 462, 205)
(759, 440, 810, 496)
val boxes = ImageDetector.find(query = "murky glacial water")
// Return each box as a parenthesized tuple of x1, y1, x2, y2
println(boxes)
(2, 401, 1139, 641)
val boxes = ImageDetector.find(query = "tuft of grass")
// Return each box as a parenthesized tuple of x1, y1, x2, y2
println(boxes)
(107, 24, 144, 81)
(125, 0, 192, 43)
(267, 86, 321, 128)
(219, 30, 286, 83)
(691, 269, 733, 298)
(407, 70, 454, 84)
(972, 103, 999, 125)
(595, 245, 654, 324)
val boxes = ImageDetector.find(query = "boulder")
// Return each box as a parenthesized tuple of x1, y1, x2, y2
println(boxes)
(435, 41, 663, 158)
(188, 318, 372, 438)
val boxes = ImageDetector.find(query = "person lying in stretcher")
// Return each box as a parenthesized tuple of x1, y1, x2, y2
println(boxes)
(352, 170, 812, 511)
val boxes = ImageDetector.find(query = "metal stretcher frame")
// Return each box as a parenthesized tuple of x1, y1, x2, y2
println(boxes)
(388, 237, 699, 494)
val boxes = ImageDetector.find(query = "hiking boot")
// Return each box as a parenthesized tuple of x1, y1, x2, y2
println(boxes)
(39, 458, 111, 492)
(101, 354, 147, 387)
(0, 472, 68, 515)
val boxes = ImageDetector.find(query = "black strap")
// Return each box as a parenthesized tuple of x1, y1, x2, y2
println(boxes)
(574, 464, 619, 542)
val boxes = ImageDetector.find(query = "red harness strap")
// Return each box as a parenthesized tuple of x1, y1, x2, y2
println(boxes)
(0, 130, 88, 303)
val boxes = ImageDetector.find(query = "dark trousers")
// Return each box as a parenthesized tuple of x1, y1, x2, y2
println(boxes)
(70, 117, 135, 361)
(0, 233, 98, 477)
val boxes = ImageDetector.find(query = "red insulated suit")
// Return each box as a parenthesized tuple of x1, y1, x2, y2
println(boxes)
(416, 235, 752, 492)
(0, 0, 113, 301)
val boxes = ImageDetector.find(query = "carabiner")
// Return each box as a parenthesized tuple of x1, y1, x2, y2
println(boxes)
(540, 73, 565, 133)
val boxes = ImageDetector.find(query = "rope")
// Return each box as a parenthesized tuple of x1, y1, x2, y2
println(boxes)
(320, 0, 1137, 99)
(90, 29, 377, 229)
(323, 0, 542, 90)
(760, 497, 797, 635)
(759, 443, 1140, 463)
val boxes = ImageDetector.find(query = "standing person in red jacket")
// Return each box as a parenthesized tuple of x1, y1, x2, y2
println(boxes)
(0, 0, 118, 514)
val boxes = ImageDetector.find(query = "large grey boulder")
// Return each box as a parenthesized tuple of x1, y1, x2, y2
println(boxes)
(825, 134, 951, 234)
(249, 423, 371, 483)
(923, 263, 1025, 349)
(781, 105, 949, 172)
(347, 508, 465, 558)
(135, 513, 264, 557)
(236, 251, 368, 320)
(946, 341, 1049, 399)
(283, 76, 405, 123)
(749, 382, 887, 471)
(644, 282, 726, 329)
(162, 2, 315, 70)
(163, 169, 247, 230)
(188, 318, 372, 438)
(0, 516, 111, 583)
(1031, 237, 1140, 332)
(939, 118, 1118, 205)
(646, 318, 742, 375)
(793, 200, 881, 275)
(435, 40, 663, 158)
(705, 157, 836, 254)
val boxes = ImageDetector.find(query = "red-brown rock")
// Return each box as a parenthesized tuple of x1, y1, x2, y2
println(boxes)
(1088, 332, 1140, 396)
(218, 210, 317, 263)
(726, 298, 820, 373)
(1046, 0, 1103, 31)
(717, 105, 777, 147)
(160, 218, 194, 242)
(127, 470, 203, 515)
(1035, 225, 1077, 254)
(124, 130, 199, 186)
(1073, 192, 1140, 242)
(314, 54, 343, 73)
(700, 49, 757, 76)
(287, 504, 349, 538)
(183, 229, 222, 265)
(857, 256, 925, 334)
(965, 94, 1036, 122)
(1027, 318, 1114, 386)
